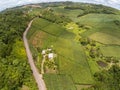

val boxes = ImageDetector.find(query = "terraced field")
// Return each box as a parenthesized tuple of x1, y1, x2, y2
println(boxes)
(27, 18, 94, 89)
(27, 6, 120, 90)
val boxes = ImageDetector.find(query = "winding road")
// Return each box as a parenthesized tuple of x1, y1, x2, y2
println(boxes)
(23, 20, 47, 90)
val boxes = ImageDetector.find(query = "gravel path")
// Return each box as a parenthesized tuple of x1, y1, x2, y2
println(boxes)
(23, 20, 47, 90)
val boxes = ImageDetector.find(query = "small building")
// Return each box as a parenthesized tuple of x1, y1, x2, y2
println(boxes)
(42, 50, 46, 55)
(48, 53, 54, 60)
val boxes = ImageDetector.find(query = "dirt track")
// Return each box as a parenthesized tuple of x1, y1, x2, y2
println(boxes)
(23, 20, 47, 90)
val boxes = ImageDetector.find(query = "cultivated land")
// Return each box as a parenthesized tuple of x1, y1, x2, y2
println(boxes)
(101, 46, 120, 58)
(26, 3, 120, 90)
(77, 14, 120, 41)
(44, 74, 76, 90)
(27, 18, 94, 89)
(0, 1, 120, 90)
(89, 32, 120, 45)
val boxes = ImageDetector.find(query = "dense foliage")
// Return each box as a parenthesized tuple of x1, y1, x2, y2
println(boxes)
(0, 9, 37, 89)
(94, 65, 120, 90)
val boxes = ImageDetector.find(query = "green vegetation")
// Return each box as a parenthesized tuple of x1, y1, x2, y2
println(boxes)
(0, 9, 37, 89)
(101, 46, 120, 58)
(1, 1, 120, 90)
(27, 17, 94, 89)
(76, 14, 120, 43)
(44, 74, 76, 90)
(89, 32, 120, 45)
(64, 3, 119, 16)
(54, 38, 93, 84)
(27, 3, 120, 88)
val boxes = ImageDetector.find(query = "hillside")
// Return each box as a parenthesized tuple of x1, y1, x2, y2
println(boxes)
(0, 1, 120, 90)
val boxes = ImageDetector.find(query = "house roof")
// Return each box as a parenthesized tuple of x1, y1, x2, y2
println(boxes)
(48, 53, 54, 59)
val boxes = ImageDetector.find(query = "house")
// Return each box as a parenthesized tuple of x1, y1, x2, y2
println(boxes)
(42, 50, 46, 55)
(48, 53, 54, 60)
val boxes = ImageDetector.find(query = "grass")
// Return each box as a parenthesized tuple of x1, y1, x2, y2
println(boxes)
(54, 38, 94, 84)
(26, 5, 120, 90)
(42, 23, 66, 36)
(28, 18, 94, 86)
(76, 85, 91, 90)
(52, 7, 83, 21)
(52, 8, 120, 45)
(89, 32, 120, 45)
(87, 59, 100, 74)
(27, 18, 51, 39)
(76, 14, 120, 45)
(43, 74, 76, 90)
(101, 46, 120, 58)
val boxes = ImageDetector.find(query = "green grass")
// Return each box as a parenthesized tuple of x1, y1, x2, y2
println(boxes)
(89, 32, 120, 45)
(52, 7, 83, 21)
(28, 18, 94, 86)
(101, 46, 120, 58)
(87, 59, 100, 74)
(54, 38, 93, 84)
(26, 5, 120, 90)
(76, 85, 91, 90)
(76, 14, 120, 45)
(27, 18, 51, 39)
(42, 23, 66, 36)
(43, 74, 76, 90)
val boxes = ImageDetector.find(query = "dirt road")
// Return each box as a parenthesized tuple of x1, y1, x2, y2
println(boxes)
(23, 20, 47, 90)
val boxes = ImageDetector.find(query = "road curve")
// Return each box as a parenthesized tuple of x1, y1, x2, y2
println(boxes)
(23, 20, 47, 90)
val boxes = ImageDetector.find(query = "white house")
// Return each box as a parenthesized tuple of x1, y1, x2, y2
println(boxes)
(42, 50, 46, 55)
(48, 53, 54, 60)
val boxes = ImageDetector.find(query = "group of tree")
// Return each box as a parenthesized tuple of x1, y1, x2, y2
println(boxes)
(0, 9, 37, 89)
(80, 38, 101, 58)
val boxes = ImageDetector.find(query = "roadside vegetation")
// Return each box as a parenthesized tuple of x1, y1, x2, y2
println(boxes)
(0, 9, 37, 90)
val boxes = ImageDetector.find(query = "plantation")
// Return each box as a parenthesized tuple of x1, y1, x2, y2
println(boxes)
(27, 3, 120, 88)
(27, 17, 94, 89)
(101, 46, 120, 58)
(2, 1, 119, 90)
(77, 14, 120, 41)
(89, 32, 120, 45)
(44, 74, 76, 90)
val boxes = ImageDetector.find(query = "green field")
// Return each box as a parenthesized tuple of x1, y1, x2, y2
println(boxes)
(52, 7, 83, 21)
(27, 6, 120, 90)
(52, 7, 120, 46)
(27, 18, 94, 89)
(89, 32, 120, 45)
(44, 74, 76, 90)
(54, 38, 93, 84)
(101, 46, 120, 58)
(76, 14, 120, 45)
